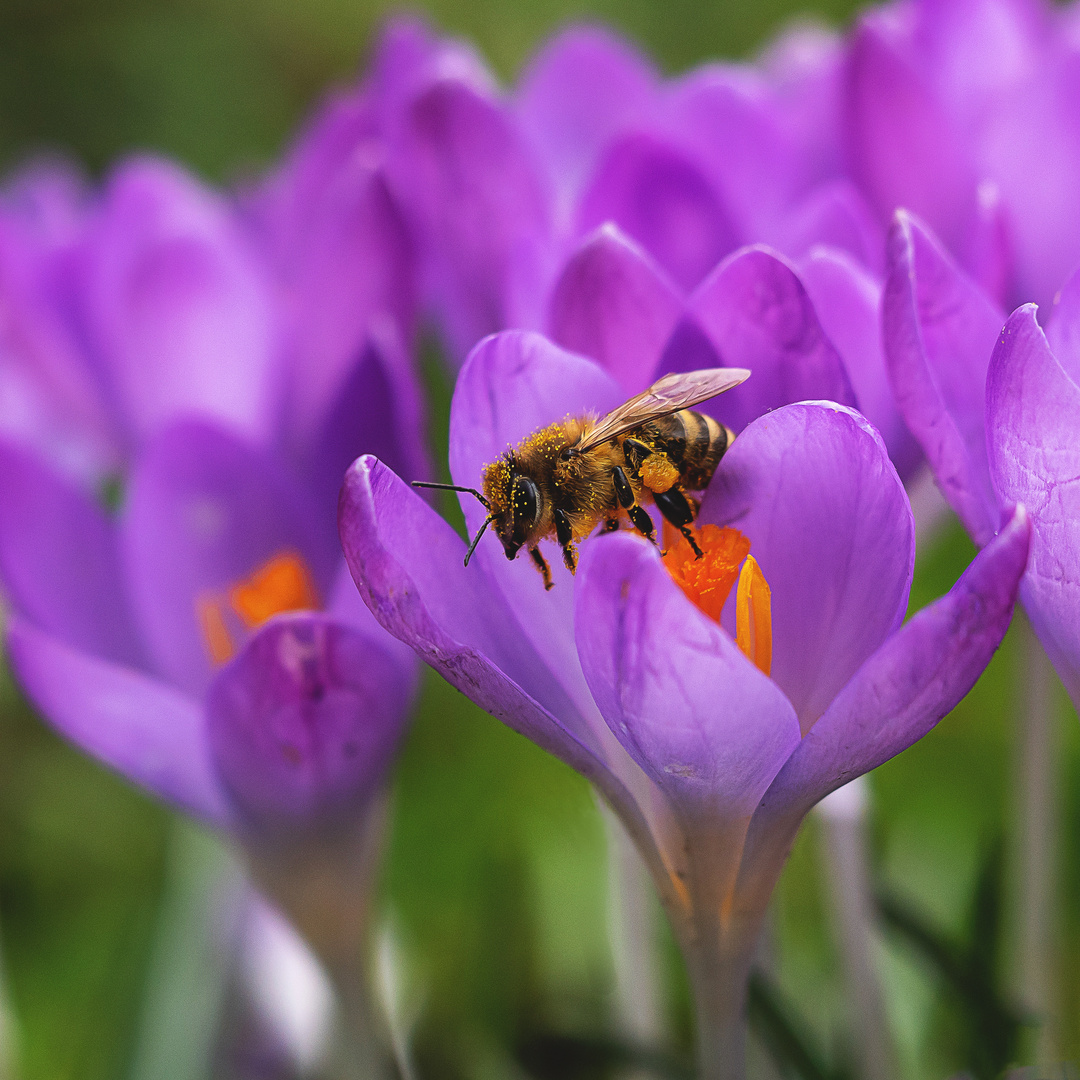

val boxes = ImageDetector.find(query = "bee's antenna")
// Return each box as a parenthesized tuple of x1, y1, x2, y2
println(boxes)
(412, 480, 491, 510)
(463, 515, 495, 567)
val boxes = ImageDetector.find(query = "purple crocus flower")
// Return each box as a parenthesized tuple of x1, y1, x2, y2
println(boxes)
(338, 329, 1029, 1077)
(844, 0, 1080, 309)
(0, 149, 425, 990)
(885, 208, 1080, 711)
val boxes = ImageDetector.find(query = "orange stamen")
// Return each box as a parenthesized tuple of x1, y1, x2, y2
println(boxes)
(229, 551, 320, 629)
(197, 551, 320, 665)
(735, 555, 772, 676)
(197, 596, 236, 666)
(663, 522, 750, 623)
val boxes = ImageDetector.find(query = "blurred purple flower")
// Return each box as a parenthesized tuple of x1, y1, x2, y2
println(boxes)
(338, 329, 1028, 1074)
(844, 0, 1080, 309)
(0, 150, 425, 927)
(885, 209, 1080, 711)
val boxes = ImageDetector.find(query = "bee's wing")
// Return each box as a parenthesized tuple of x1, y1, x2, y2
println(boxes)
(575, 367, 751, 452)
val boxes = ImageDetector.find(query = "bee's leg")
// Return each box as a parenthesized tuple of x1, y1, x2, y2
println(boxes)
(529, 547, 554, 590)
(613, 466, 659, 548)
(601, 518, 621, 533)
(653, 487, 703, 558)
(622, 437, 652, 472)
(553, 508, 578, 573)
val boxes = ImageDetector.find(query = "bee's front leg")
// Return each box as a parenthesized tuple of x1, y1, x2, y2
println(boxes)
(529, 547, 554, 590)
(612, 466, 658, 548)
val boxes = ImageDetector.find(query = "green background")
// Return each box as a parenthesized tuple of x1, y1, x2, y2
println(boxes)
(0, 0, 1078, 1077)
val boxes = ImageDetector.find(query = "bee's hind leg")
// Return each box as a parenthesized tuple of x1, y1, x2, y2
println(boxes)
(653, 488, 703, 559)
(613, 465, 659, 549)
(529, 547, 554, 590)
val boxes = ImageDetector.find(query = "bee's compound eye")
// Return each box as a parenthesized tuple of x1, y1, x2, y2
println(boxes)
(512, 476, 540, 526)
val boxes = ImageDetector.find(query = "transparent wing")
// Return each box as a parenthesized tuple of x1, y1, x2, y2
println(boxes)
(575, 367, 750, 452)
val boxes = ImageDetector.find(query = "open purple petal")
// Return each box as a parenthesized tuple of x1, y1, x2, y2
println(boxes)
(575, 532, 801, 820)
(1042, 264, 1080, 385)
(300, 332, 430, 526)
(844, 12, 977, 254)
(702, 402, 914, 733)
(546, 225, 682, 395)
(882, 211, 1003, 546)
(668, 246, 856, 434)
(756, 503, 1029, 822)
(577, 132, 738, 293)
(987, 305, 1080, 705)
(0, 214, 118, 481)
(6, 617, 231, 826)
(663, 66, 807, 241)
(448, 331, 623, 720)
(0, 439, 144, 667)
(121, 420, 334, 697)
(83, 157, 280, 446)
(771, 179, 885, 275)
(798, 247, 921, 479)
(205, 612, 414, 833)
(387, 77, 550, 360)
(516, 25, 658, 211)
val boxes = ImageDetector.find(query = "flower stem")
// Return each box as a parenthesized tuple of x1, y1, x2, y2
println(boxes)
(600, 802, 666, 1049)
(817, 777, 895, 1080)
(1010, 615, 1060, 1061)
(687, 936, 753, 1080)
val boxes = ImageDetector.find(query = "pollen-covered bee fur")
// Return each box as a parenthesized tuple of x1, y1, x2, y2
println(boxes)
(412, 368, 750, 589)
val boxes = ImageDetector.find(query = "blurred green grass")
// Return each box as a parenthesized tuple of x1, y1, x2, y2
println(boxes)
(1, 1, 1079, 1078)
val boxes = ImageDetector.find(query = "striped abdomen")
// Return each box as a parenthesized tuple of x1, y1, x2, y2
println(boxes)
(645, 409, 732, 492)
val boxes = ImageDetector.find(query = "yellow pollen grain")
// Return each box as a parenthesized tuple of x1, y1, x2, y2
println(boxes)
(197, 597, 235, 665)
(663, 523, 750, 623)
(736, 555, 772, 676)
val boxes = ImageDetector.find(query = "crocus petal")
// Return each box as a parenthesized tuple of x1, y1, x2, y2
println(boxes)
(0, 216, 118, 480)
(263, 161, 415, 449)
(6, 617, 231, 825)
(449, 330, 623, 718)
(575, 533, 801, 820)
(301, 332, 430, 525)
(771, 179, 885, 274)
(388, 78, 550, 360)
(987, 305, 1080, 704)
(516, 25, 658, 215)
(663, 66, 807, 240)
(0, 439, 144, 666)
(1042, 263, 1080, 384)
(205, 612, 414, 832)
(83, 157, 280, 446)
(845, 13, 977, 254)
(577, 132, 738, 293)
(882, 211, 1004, 546)
(702, 402, 914, 732)
(546, 225, 682, 395)
(122, 421, 334, 696)
(669, 246, 856, 433)
(756, 503, 1030, 821)
(798, 246, 921, 478)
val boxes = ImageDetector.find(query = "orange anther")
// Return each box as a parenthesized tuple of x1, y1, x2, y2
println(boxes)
(229, 551, 320, 629)
(197, 596, 235, 665)
(663, 523, 750, 623)
(735, 555, 772, 676)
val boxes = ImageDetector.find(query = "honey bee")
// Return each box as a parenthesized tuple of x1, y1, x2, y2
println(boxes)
(415, 367, 750, 589)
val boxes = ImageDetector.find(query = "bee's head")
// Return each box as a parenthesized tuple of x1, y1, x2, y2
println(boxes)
(483, 455, 542, 560)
